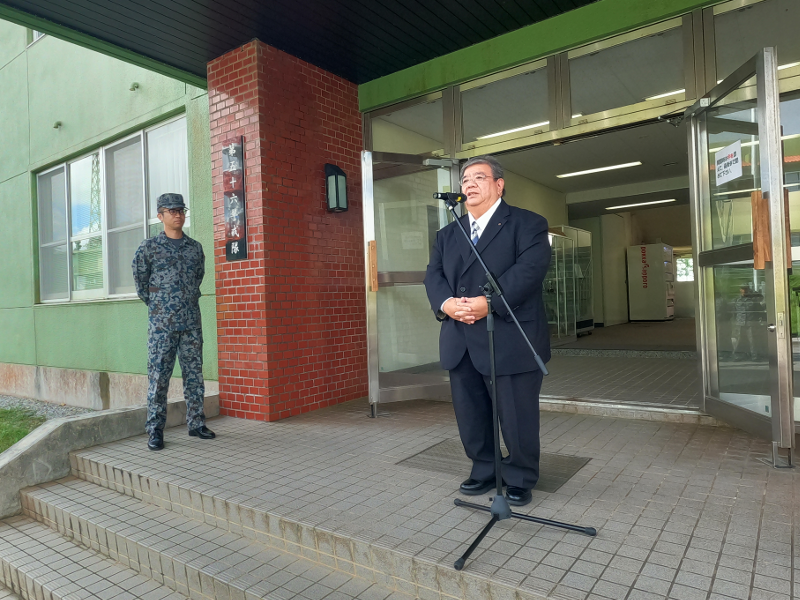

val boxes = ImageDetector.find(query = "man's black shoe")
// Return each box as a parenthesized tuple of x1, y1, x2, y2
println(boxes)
(189, 425, 216, 439)
(506, 486, 532, 506)
(459, 478, 494, 495)
(148, 430, 164, 451)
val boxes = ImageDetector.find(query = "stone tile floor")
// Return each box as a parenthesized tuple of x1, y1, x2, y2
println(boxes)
(77, 398, 798, 600)
(542, 356, 702, 409)
(560, 320, 697, 352)
(0, 585, 20, 600)
(383, 355, 703, 410)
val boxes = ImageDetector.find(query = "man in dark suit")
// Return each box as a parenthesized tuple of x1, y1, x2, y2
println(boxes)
(424, 155, 551, 506)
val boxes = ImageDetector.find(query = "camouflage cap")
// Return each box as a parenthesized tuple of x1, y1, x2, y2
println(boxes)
(156, 193, 186, 211)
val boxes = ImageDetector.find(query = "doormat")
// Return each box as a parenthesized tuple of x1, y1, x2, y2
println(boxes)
(397, 438, 591, 494)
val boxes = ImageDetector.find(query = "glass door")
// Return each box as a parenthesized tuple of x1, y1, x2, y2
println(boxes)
(688, 47, 795, 465)
(361, 151, 459, 415)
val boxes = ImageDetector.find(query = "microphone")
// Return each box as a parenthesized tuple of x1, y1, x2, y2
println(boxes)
(433, 192, 467, 203)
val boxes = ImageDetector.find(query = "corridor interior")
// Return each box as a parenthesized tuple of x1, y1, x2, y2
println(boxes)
(376, 119, 704, 410)
(493, 120, 700, 408)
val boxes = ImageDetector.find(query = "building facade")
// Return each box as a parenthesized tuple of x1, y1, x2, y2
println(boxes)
(0, 0, 799, 452)
(0, 22, 216, 409)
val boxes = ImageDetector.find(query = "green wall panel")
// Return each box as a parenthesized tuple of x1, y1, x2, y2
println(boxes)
(0, 18, 217, 380)
(0, 175, 34, 308)
(187, 93, 215, 298)
(0, 308, 35, 365)
(33, 297, 219, 380)
(33, 301, 148, 373)
(0, 24, 220, 381)
(0, 54, 29, 183)
(27, 35, 186, 167)
(359, 0, 723, 111)
(200, 295, 218, 381)
(0, 18, 26, 71)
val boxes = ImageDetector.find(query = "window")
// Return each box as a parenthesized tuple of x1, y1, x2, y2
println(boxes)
(676, 257, 694, 282)
(461, 61, 549, 146)
(568, 20, 685, 121)
(371, 95, 444, 155)
(714, 0, 800, 82)
(37, 116, 189, 302)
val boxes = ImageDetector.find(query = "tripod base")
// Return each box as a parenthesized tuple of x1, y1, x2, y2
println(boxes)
(453, 498, 596, 571)
(454, 514, 498, 571)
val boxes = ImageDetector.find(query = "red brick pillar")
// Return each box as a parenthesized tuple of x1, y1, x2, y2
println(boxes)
(207, 41, 367, 421)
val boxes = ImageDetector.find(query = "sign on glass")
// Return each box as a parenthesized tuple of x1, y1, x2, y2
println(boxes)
(715, 140, 742, 186)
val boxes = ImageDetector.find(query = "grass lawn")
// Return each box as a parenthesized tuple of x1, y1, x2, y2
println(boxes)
(0, 407, 46, 453)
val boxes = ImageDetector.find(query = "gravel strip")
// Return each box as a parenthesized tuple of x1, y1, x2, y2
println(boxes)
(0, 395, 94, 420)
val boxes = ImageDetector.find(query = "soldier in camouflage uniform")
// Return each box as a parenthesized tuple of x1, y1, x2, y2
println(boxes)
(132, 193, 216, 451)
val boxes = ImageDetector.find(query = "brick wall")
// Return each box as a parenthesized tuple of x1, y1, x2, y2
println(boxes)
(207, 40, 366, 421)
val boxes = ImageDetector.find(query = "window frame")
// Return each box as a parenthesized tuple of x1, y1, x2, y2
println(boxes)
(37, 163, 70, 302)
(36, 115, 189, 304)
(709, 0, 800, 87)
(144, 115, 191, 236)
(676, 256, 695, 282)
(458, 58, 550, 151)
(364, 91, 447, 157)
(68, 147, 108, 301)
(566, 17, 688, 126)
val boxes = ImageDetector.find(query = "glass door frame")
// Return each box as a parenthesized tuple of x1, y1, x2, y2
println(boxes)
(687, 47, 795, 462)
(361, 151, 460, 416)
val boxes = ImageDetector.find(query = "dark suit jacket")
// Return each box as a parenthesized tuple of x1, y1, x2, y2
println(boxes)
(424, 199, 551, 376)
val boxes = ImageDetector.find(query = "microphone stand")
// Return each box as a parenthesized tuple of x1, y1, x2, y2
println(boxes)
(439, 196, 596, 572)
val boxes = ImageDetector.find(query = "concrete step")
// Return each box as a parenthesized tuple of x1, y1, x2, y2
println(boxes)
(0, 516, 188, 600)
(0, 584, 22, 600)
(70, 448, 548, 600)
(21, 477, 414, 600)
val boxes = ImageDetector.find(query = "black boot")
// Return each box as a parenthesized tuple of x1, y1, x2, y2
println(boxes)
(148, 429, 164, 451)
(189, 425, 216, 439)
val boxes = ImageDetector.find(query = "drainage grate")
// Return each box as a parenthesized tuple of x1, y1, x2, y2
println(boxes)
(397, 438, 590, 493)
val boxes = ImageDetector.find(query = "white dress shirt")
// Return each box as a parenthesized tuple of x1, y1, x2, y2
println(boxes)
(468, 197, 503, 241)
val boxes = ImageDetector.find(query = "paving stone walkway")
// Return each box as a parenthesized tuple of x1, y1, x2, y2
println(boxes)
(70, 398, 798, 600)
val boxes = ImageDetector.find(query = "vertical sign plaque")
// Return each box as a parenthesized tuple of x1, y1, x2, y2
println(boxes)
(222, 137, 247, 260)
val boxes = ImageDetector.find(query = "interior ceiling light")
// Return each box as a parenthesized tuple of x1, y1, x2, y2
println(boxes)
(709, 133, 800, 153)
(477, 121, 549, 139)
(606, 199, 676, 210)
(557, 161, 642, 178)
(709, 140, 759, 153)
(645, 89, 685, 101)
(714, 183, 798, 197)
(712, 187, 758, 197)
(778, 62, 800, 70)
(571, 113, 583, 118)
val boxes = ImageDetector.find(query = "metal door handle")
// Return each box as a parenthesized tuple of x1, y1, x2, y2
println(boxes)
(767, 324, 776, 332)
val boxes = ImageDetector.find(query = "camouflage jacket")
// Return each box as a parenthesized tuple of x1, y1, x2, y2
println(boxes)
(132, 232, 205, 332)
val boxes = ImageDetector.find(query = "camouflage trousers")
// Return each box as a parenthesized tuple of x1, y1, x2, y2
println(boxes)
(146, 327, 205, 434)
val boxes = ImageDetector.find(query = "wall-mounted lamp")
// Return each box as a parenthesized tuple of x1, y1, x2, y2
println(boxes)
(325, 164, 347, 212)
(53, 121, 62, 129)
(129, 82, 140, 91)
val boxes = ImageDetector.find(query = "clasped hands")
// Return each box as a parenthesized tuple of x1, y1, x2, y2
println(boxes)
(443, 296, 489, 324)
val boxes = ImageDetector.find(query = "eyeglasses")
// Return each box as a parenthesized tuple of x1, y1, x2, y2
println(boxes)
(461, 173, 494, 187)
(161, 208, 188, 217)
